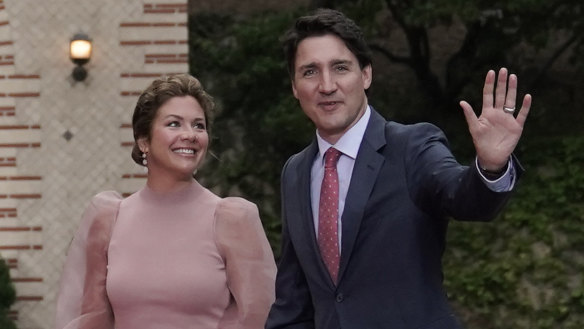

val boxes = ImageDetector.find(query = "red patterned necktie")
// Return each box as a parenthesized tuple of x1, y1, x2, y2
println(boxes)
(318, 147, 342, 283)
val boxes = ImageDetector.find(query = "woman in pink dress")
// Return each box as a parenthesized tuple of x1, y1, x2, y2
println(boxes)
(55, 74, 276, 329)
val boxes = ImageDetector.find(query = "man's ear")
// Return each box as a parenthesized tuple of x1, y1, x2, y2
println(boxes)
(291, 80, 299, 99)
(362, 64, 372, 90)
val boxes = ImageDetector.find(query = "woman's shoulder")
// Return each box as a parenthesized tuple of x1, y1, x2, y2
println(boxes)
(88, 191, 123, 211)
(82, 191, 123, 224)
(215, 197, 259, 222)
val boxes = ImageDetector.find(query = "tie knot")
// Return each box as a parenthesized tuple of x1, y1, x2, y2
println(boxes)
(324, 147, 342, 168)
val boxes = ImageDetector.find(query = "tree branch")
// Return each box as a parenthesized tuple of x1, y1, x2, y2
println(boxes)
(530, 33, 579, 90)
(369, 43, 411, 64)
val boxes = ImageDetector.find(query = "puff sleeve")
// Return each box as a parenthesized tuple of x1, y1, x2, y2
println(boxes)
(214, 197, 277, 329)
(54, 191, 122, 329)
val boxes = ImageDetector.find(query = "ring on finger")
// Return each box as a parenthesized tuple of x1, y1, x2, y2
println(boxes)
(503, 106, 515, 114)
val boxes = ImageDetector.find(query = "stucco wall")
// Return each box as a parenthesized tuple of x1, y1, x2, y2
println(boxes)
(0, 0, 188, 328)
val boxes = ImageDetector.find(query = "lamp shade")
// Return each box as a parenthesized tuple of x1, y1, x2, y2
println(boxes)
(70, 34, 92, 65)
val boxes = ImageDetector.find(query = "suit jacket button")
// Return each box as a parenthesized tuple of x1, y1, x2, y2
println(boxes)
(336, 293, 344, 303)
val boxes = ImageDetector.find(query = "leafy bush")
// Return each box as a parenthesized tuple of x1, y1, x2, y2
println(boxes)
(445, 136, 584, 329)
(0, 257, 16, 329)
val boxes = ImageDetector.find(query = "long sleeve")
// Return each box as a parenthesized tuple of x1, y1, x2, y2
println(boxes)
(54, 191, 122, 329)
(214, 197, 277, 329)
(406, 123, 518, 221)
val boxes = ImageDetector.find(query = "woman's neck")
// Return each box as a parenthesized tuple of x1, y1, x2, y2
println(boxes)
(145, 172, 195, 194)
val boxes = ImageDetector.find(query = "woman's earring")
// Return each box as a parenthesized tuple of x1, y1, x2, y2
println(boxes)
(142, 152, 148, 173)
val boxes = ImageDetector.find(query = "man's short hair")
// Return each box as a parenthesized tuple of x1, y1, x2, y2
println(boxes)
(282, 8, 372, 78)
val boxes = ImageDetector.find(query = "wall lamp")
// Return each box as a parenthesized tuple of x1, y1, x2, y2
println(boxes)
(70, 33, 92, 82)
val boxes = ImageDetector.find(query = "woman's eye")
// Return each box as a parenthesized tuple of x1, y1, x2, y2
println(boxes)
(194, 122, 206, 130)
(168, 121, 180, 127)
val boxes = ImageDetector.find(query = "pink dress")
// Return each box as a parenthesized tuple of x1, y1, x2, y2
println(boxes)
(55, 181, 276, 329)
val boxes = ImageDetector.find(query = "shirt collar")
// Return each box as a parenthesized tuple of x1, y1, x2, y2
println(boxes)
(316, 105, 371, 162)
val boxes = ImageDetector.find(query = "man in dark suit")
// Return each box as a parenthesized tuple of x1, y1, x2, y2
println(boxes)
(265, 8, 531, 329)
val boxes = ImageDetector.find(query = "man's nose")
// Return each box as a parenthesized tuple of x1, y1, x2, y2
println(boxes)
(318, 71, 337, 94)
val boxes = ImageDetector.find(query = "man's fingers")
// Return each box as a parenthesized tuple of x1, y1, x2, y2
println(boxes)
(516, 94, 532, 127)
(494, 68, 508, 109)
(460, 100, 478, 130)
(504, 74, 518, 110)
(482, 70, 496, 111)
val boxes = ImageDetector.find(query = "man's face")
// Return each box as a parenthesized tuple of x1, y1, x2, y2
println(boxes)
(292, 34, 372, 144)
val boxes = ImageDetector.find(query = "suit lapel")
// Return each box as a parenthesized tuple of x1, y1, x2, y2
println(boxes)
(295, 141, 319, 251)
(337, 110, 387, 283)
(288, 141, 326, 268)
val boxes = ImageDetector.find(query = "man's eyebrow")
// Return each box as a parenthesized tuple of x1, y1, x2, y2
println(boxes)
(331, 59, 353, 66)
(297, 62, 317, 71)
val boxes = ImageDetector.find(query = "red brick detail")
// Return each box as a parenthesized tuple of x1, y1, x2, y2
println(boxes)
(143, 3, 187, 14)
(8, 74, 40, 79)
(0, 208, 17, 217)
(121, 173, 147, 179)
(0, 41, 14, 47)
(120, 123, 132, 128)
(120, 73, 162, 78)
(6, 258, 17, 269)
(154, 40, 181, 45)
(146, 58, 187, 64)
(4, 194, 42, 199)
(120, 40, 151, 46)
(6, 92, 40, 97)
(0, 124, 40, 129)
(0, 143, 42, 148)
(120, 22, 151, 27)
(16, 296, 43, 301)
(11, 277, 43, 282)
(0, 226, 42, 232)
(120, 72, 181, 78)
(144, 9, 175, 14)
(0, 106, 15, 116)
(120, 91, 142, 97)
(0, 245, 31, 250)
(6, 176, 42, 180)
(7, 310, 17, 321)
(120, 142, 135, 147)
(0, 157, 16, 166)
(145, 53, 188, 64)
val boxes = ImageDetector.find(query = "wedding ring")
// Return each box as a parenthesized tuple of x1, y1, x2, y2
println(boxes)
(503, 106, 515, 114)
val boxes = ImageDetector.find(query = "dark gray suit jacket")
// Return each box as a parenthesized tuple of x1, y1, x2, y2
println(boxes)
(266, 109, 521, 329)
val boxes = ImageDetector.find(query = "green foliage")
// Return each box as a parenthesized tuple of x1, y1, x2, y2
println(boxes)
(444, 136, 584, 329)
(0, 257, 16, 329)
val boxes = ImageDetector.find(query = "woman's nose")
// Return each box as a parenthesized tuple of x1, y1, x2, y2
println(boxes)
(181, 127, 198, 142)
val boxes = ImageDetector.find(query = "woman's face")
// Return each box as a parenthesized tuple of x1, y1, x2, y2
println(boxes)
(139, 95, 209, 181)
